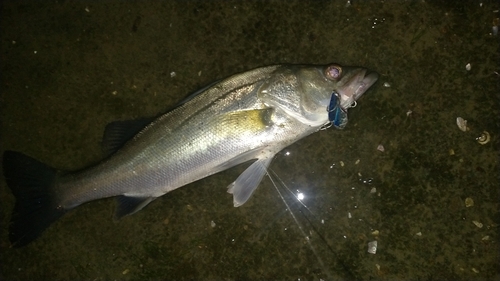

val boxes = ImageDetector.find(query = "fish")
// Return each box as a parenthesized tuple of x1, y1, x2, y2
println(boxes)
(3, 63, 378, 247)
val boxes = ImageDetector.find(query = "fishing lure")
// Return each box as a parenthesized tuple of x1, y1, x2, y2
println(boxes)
(327, 91, 349, 129)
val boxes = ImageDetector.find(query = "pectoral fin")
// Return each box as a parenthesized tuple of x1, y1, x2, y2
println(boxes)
(227, 157, 273, 207)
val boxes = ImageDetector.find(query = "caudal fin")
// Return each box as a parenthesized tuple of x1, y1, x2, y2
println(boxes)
(3, 151, 66, 247)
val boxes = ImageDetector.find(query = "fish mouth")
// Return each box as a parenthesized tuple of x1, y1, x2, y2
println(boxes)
(337, 69, 379, 109)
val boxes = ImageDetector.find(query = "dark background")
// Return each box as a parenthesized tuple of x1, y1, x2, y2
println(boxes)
(1, 1, 499, 280)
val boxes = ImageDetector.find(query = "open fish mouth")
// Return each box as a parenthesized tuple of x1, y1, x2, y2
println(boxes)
(337, 69, 379, 109)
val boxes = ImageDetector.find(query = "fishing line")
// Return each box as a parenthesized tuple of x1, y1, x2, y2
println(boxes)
(267, 167, 357, 280)
(266, 168, 332, 280)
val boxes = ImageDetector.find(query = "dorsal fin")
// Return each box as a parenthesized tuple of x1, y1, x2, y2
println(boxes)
(101, 118, 154, 157)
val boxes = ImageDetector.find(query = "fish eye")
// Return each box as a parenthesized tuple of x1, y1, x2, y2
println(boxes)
(325, 64, 342, 80)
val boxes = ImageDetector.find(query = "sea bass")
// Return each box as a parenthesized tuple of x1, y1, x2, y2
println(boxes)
(3, 63, 378, 247)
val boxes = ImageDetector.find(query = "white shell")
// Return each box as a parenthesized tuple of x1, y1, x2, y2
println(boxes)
(465, 63, 471, 71)
(367, 241, 377, 254)
(472, 220, 483, 228)
(476, 131, 490, 145)
(456, 117, 468, 132)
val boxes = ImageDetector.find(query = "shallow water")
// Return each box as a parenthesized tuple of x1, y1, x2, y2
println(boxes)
(1, 1, 499, 280)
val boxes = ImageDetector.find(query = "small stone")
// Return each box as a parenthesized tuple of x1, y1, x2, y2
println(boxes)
(472, 220, 483, 228)
(377, 144, 385, 152)
(465, 197, 474, 207)
(367, 241, 377, 254)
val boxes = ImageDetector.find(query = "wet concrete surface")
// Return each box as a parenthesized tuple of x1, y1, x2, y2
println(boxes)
(1, 1, 499, 280)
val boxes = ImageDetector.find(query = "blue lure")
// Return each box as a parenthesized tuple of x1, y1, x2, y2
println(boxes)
(327, 91, 348, 129)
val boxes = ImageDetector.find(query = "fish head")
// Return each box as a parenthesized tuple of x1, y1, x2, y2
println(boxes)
(258, 63, 378, 127)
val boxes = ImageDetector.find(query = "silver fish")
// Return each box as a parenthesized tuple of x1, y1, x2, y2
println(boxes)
(3, 63, 378, 247)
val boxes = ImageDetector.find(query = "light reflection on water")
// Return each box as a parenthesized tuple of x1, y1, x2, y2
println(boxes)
(263, 140, 381, 280)
(267, 167, 334, 280)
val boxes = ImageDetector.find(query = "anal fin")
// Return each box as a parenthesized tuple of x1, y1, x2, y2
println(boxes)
(115, 196, 156, 219)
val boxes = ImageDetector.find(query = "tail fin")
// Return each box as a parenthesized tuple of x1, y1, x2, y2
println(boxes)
(3, 151, 66, 247)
